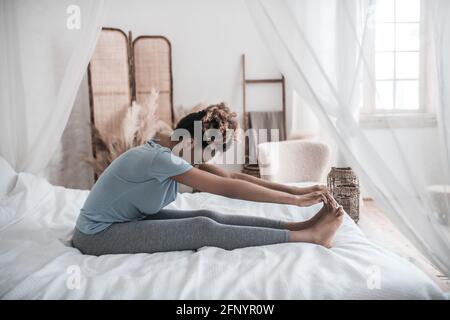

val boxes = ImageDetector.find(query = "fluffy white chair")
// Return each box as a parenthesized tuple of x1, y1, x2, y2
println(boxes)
(257, 140, 331, 183)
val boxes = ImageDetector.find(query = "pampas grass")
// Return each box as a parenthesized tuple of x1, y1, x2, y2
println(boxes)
(87, 89, 166, 176)
(87, 94, 216, 177)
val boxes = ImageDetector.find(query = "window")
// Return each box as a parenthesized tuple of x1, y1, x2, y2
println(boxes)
(363, 0, 423, 114)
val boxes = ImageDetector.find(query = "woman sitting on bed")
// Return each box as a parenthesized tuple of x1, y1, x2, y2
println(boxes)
(72, 103, 344, 256)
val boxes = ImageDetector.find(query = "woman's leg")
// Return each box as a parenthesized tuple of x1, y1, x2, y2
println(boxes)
(72, 205, 344, 256)
(145, 208, 286, 229)
(72, 216, 290, 256)
(145, 208, 329, 231)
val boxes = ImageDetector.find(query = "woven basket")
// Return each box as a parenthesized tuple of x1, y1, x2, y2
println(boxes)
(327, 167, 360, 223)
(242, 163, 261, 178)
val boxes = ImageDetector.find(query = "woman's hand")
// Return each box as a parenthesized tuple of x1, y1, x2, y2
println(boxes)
(295, 191, 328, 207)
(291, 184, 329, 207)
(198, 164, 330, 201)
(174, 167, 303, 206)
(292, 184, 328, 196)
(174, 167, 334, 208)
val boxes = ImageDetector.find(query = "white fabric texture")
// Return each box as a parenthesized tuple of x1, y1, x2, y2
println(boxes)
(0, 173, 446, 299)
(246, 0, 450, 276)
(0, 0, 108, 174)
(0, 156, 17, 200)
(432, 0, 450, 180)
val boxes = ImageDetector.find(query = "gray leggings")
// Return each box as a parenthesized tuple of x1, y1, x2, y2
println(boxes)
(72, 209, 290, 256)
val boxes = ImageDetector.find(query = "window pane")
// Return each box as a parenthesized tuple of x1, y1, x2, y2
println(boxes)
(396, 23, 420, 51)
(376, 23, 395, 51)
(396, 80, 420, 110)
(396, 0, 420, 22)
(376, 53, 394, 79)
(375, 0, 395, 22)
(376, 81, 394, 110)
(396, 52, 419, 79)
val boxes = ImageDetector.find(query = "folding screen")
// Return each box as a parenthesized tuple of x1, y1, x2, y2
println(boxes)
(88, 27, 132, 152)
(133, 36, 174, 126)
(88, 28, 174, 164)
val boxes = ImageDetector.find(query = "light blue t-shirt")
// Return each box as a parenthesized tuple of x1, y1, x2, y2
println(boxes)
(76, 140, 193, 234)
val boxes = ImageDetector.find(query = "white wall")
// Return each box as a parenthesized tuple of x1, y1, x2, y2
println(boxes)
(106, 0, 284, 116)
(48, 0, 442, 193)
(47, 0, 293, 188)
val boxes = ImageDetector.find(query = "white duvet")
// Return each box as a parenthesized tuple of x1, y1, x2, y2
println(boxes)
(0, 173, 446, 299)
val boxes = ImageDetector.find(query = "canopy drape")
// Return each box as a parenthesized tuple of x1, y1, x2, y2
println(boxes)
(0, 0, 108, 174)
(247, 0, 450, 275)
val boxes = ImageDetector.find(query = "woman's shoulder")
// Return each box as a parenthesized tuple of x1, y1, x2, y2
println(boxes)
(128, 140, 165, 155)
(108, 143, 162, 177)
(140, 139, 172, 153)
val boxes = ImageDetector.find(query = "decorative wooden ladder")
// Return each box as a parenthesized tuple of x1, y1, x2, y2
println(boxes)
(241, 54, 287, 177)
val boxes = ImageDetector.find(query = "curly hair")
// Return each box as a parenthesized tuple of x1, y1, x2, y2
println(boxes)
(174, 102, 238, 151)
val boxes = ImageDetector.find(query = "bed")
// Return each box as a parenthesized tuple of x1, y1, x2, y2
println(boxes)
(0, 167, 446, 299)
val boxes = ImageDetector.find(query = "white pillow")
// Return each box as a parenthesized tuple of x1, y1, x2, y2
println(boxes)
(0, 156, 17, 199)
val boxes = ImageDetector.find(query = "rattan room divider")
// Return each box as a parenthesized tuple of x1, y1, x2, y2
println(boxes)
(87, 27, 174, 163)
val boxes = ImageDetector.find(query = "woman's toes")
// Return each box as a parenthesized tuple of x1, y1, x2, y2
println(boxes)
(334, 205, 343, 216)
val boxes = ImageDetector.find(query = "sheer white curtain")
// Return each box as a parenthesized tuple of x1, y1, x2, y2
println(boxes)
(247, 0, 450, 275)
(432, 0, 450, 181)
(0, 0, 108, 174)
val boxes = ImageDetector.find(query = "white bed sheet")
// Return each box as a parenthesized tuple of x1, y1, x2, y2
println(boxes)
(0, 173, 446, 299)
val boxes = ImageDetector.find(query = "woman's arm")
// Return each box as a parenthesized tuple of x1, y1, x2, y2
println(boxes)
(173, 167, 326, 207)
(198, 163, 327, 195)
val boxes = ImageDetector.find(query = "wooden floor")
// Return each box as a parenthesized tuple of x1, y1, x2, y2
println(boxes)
(358, 200, 450, 292)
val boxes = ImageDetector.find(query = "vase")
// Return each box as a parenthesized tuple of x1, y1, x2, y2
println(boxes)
(327, 167, 360, 223)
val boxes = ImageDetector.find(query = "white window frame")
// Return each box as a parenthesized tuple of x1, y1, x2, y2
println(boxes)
(360, 0, 436, 123)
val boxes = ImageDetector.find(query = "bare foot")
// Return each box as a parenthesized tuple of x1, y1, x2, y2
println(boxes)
(289, 204, 328, 231)
(289, 205, 344, 248)
(287, 192, 338, 231)
(308, 206, 344, 248)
